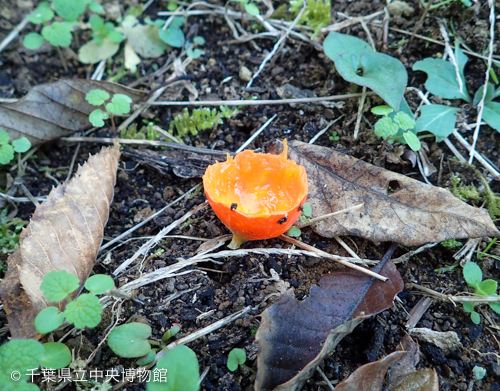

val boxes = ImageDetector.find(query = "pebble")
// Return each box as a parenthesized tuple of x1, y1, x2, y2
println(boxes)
(239, 66, 252, 82)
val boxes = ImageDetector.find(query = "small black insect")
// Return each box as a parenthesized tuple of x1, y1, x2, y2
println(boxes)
(230, 203, 238, 211)
(298, 205, 304, 212)
(278, 216, 288, 224)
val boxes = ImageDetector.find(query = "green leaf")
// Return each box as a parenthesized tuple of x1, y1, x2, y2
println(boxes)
(483, 101, 500, 133)
(41, 342, 71, 369)
(374, 117, 399, 139)
(41, 22, 72, 47)
(35, 306, 65, 334)
(463, 301, 474, 312)
(335, 51, 407, 110)
(89, 109, 109, 127)
(473, 83, 494, 106)
(193, 36, 205, 45)
(123, 23, 167, 58)
(52, 0, 87, 21)
(286, 226, 302, 237)
(371, 105, 393, 116)
(0, 339, 44, 389)
(415, 104, 459, 142)
(187, 48, 203, 59)
(489, 301, 500, 315)
(88, 1, 104, 14)
(170, 16, 185, 28)
(302, 202, 312, 217)
(463, 262, 482, 288)
(64, 293, 102, 329)
(393, 112, 415, 131)
(106, 94, 132, 115)
(85, 274, 115, 294)
(12, 137, 31, 153)
(137, 350, 156, 366)
(245, 2, 260, 15)
(0, 130, 9, 145)
(147, 345, 200, 391)
(470, 311, 481, 324)
(78, 38, 120, 64)
(28, 2, 54, 23)
(227, 348, 246, 371)
(323, 31, 373, 63)
(0, 144, 14, 164)
(479, 279, 497, 296)
(40, 270, 80, 302)
(89, 15, 104, 32)
(413, 58, 471, 102)
(158, 25, 185, 48)
(85, 89, 110, 106)
(107, 31, 124, 43)
(108, 322, 152, 358)
(23, 32, 45, 50)
(402, 131, 421, 151)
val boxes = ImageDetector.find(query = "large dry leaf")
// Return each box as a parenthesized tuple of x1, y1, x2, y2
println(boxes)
(0, 143, 120, 339)
(255, 244, 403, 391)
(0, 80, 145, 146)
(286, 141, 500, 246)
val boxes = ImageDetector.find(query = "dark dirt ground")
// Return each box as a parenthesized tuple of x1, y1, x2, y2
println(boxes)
(1, 0, 500, 390)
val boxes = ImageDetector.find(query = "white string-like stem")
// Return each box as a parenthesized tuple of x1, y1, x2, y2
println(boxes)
(438, 21, 463, 95)
(0, 15, 29, 54)
(468, 0, 495, 164)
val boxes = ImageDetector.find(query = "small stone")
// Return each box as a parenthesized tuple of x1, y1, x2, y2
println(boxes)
(387, 0, 414, 17)
(239, 66, 253, 82)
(410, 328, 462, 355)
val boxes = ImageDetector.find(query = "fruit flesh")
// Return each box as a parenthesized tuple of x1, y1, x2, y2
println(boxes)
(203, 141, 308, 242)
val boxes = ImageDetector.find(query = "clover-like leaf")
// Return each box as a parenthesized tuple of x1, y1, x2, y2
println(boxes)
(34, 306, 65, 334)
(483, 101, 500, 133)
(187, 48, 204, 59)
(0, 144, 15, 165)
(108, 322, 152, 358)
(64, 293, 102, 329)
(393, 112, 415, 131)
(41, 22, 72, 47)
(302, 202, 312, 217)
(286, 226, 302, 237)
(227, 348, 246, 371)
(0, 339, 44, 389)
(85, 274, 115, 295)
(158, 25, 185, 48)
(193, 36, 205, 45)
(41, 342, 71, 369)
(147, 345, 200, 391)
(12, 137, 31, 153)
(52, 0, 86, 21)
(89, 109, 109, 127)
(85, 89, 110, 106)
(463, 262, 482, 288)
(28, 2, 54, 24)
(415, 104, 459, 141)
(106, 94, 132, 115)
(23, 32, 45, 50)
(40, 270, 80, 303)
(0, 130, 9, 145)
(374, 117, 399, 139)
(402, 131, 421, 151)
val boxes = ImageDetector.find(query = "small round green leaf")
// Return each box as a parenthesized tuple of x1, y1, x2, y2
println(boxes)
(107, 31, 124, 43)
(167, 1, 178, 11)
(53, 0, 86, 20)
(245, 2, 260, 15)
(0, 130, 9, 145)
(12, 137, 31, 153)
(137, 350, 156, 366)
(0, 144, 14, 164)
(402, 131, 421, 151)
(64, 293, 102, 329)
(89, 109, 109, 127)
(40, 270, 80, 302)
(35, 306, 65, 334)
(41, 342, 71, 369)
(462, 301, 474, 313)
(89, 1, 104, 14)
(463, 262, 482, 288)
(371, 105, 393, 116)
(86, 89, 110, 106)
(89, 15, 104, 32)
(85, 274, 115, 294)
(286, 226, 301, 237)
(106, 94, 132, 115)
(489, 300, 500, 315)
(108, 322, 152, 358)
(158, 26, 185, 48)
(479, 279, 497, 296)
(147, 345, 200, 391)
(28, 2, 54, 24)
(302, 203, 312, 217)
(79, 38, 120, 64)
(187, 48, 203, 59)
(23, 32, 45, 50)
(41, 22, 72, 47)
(193, 36, 205, 46)
(227, 348, 246, 371)
(393, 112, 415, 131)
(470, 311, 481, 324)
(374, 117, 399, 139)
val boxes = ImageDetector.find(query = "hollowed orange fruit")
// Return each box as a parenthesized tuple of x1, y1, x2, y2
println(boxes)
(203, 140, 308, 249)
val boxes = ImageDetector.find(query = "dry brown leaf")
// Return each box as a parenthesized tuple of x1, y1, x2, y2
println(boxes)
(286, 140, 500, 246)
(0, 80, 145, 146)
(255, 244, 403, 391)
(0, 143, 120, 339)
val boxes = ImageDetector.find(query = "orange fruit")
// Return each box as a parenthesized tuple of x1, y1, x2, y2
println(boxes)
(203, 140, 308, 249)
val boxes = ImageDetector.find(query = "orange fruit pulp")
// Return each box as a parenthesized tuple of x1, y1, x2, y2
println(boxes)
(203, 140, 308, 249)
